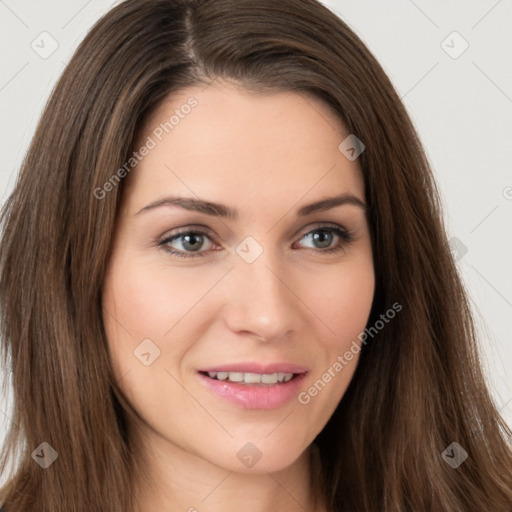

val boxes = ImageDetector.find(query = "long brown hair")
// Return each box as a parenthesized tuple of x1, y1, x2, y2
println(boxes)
(1, 0, 511, 510)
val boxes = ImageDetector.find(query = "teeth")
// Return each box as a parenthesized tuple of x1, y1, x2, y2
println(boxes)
(261, 373, 278, 384)
(226, 372, 244, 382)
(206, 371, 295, 384)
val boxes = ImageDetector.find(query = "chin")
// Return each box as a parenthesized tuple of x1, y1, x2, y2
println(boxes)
(205, 438, 310, 474)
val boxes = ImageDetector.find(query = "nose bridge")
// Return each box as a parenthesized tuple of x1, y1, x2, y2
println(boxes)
(224, 246, 300, 340)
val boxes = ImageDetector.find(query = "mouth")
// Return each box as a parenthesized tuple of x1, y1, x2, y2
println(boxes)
(196, 364, 309, 409)
(199, 370, 300, 385)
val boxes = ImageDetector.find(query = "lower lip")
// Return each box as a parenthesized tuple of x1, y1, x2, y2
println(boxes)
(197, 372, 308, 409)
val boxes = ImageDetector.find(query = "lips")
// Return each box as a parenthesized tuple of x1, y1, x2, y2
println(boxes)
(198, 362, 309, 374)
(196, 361, 310, 409)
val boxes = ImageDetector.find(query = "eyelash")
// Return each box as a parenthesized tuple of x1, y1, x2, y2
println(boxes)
(157, 224, 354, 259)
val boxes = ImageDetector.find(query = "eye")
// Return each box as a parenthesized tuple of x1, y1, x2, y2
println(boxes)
(158, 224, 354, 259)
(294, 225, 354, 254)
(158, 228, 217, 258)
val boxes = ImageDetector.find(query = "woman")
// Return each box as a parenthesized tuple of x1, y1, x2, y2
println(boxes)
(1, 0, 511, 510)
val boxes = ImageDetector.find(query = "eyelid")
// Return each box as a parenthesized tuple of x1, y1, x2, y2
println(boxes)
(295, 221, 350, 238)
(158, 224, 218, 243)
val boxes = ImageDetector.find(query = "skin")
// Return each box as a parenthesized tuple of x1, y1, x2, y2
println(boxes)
(102, 80, 375, 512)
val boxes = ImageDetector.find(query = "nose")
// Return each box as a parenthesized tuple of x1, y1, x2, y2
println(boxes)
(222, 252, 302, 342)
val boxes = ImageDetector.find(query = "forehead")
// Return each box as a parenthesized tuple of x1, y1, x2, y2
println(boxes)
(122, 82, 365, 216)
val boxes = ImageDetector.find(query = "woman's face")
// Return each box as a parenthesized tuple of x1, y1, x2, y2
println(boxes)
(102, 81, 375, 474)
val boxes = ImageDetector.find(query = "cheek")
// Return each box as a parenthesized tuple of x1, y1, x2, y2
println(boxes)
(102, 256, 225, 338)
(297, 255, 375, 349)
(101, 255, 230, 383)
(293, 258, 374, 428)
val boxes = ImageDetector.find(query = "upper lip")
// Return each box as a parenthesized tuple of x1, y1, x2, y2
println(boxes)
(198, 362, 309, 374)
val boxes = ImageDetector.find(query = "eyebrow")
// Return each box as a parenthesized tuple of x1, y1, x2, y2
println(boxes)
(135, 192, 367, 219)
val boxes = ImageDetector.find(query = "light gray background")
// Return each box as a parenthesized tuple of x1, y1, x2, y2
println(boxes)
(1, 0, 511, 476)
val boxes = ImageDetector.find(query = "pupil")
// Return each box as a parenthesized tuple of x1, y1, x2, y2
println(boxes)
(313, 231, 332, 248)
(183, 234, 203, 251)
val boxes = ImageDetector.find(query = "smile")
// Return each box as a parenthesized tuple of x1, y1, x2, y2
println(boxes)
(202, 371, 295, 384)
(197, 369, 308, 409)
